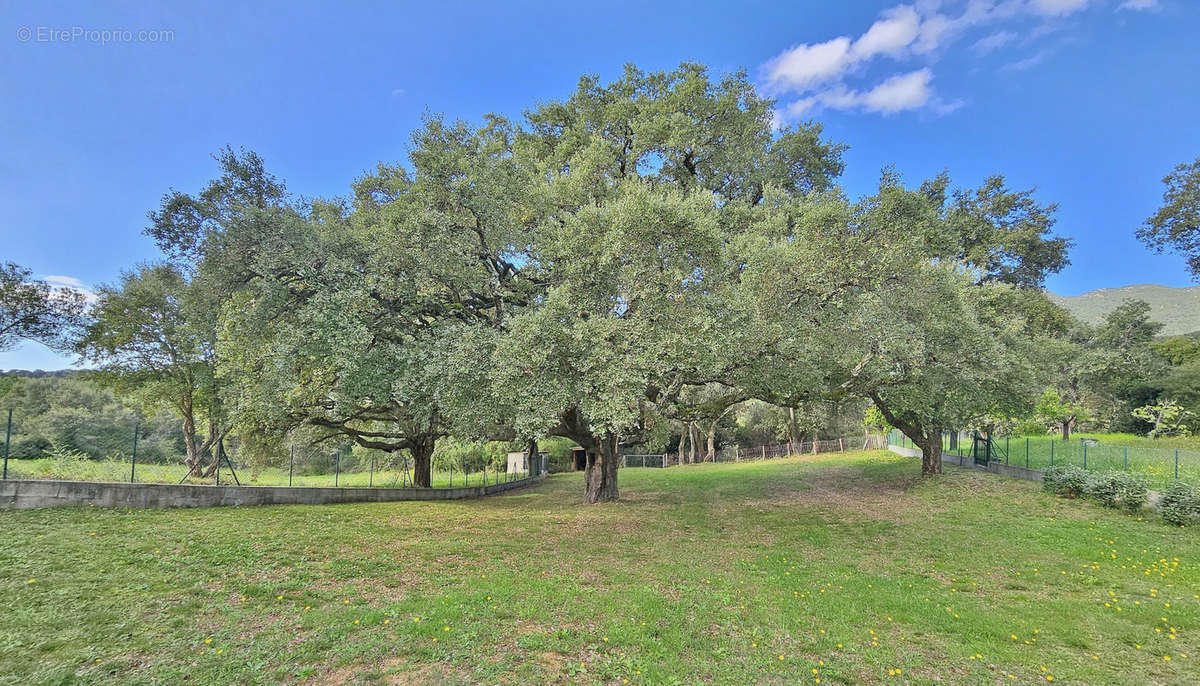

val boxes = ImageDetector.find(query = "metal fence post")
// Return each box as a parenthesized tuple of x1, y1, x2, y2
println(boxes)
(370, 453, 375, 487)
(1050, 440, 1054, 466)
(1005, 437, 1009, 465)
(1083, 442, 1087, 470)
(1176, 449, 1180, 479)
(1123, 446, 1128, 472)
(335, 451, 340, 487)
(289, 446, 294, 487)
(2, 408, 12, 480)
(1025, 437, 1030, 469)
(130, 422, 139, 483)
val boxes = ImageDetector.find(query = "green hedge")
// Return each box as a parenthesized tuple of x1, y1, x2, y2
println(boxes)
(1084, 471, 1149, 512)
(1160, 481, 1200, 527)
(1044, 464, 1200, 526)
(1042, 465, 1088, 498)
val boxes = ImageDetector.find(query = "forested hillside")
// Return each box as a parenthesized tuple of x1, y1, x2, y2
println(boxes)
(1050, 284, 1200, 335)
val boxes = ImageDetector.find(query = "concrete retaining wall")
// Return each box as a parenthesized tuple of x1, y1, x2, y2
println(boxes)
(0, 473, 546, 510)
(985, 461, 1044, 482)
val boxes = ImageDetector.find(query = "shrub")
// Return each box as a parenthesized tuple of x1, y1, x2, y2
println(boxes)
(1042, 464, 1088, 498)
(1160, 481, 1200, 527)
(1084, 471, 1149, 512)
(42, 441, 90, 479)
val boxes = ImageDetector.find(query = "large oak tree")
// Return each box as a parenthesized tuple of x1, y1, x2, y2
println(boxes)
(493, 63, 847, 502)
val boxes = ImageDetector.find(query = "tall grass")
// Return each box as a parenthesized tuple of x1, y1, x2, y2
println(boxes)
(3, 457, 530, 489)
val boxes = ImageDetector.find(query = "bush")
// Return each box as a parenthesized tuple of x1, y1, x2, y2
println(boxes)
(1014, 418, 1049, 437)
(1084, 471, 1149, 512)
(42, 441, 90, 478)
(1042, 464, 1088, 498)
(9, 435, 50, 459)
(1160, 481, 1200, 527)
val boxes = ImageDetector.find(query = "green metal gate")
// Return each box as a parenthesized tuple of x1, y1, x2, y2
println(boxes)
(970, 432, 1007, 466)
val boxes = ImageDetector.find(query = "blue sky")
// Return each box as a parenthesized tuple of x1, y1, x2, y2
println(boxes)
(2, 0, 1198, 370)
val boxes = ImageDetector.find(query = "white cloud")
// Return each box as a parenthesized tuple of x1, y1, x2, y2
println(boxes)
(1000, 51, 1048, 70)
(792, 68, 937, 116)
(763, 0, 1152, 120)
(913, 13, 954, 54)
(859, 68, 936, 113)
(931, 97, 967, 115)
(913, 0, 1024, 54)
(763, 4, 929, 92)
(784, 97, 819, 119)
(43, 275, 97, 303)
(763, 37, 853, 90)
(1028, 0, 1092, 16)
(391, 88, 406, 98)
(850, 5, 922, 60)
(972, 30, 1017, 54)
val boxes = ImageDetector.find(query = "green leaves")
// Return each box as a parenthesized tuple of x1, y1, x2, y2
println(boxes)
(98, 62, 1090, 492)
(1137, 157, 1200, 279)
(0, 262, 87, 353)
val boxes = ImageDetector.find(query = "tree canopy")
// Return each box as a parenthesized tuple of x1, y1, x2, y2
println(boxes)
(0, 262, 87, 353)
(63, 61, 1112, 495)
(1138, 156, 1200, 279)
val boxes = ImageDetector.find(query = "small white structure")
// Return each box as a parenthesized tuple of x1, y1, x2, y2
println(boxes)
(507, 451, 546, 475)
(506, 451, 529, 474)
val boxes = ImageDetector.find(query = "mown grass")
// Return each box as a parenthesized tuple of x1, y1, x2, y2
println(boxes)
(1, 451, 1198, 685)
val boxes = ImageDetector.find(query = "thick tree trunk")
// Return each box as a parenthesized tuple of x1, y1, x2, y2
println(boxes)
(410, 437, 435, 488)
(705, 424, 716, 462)
(677, 425, 687, 466)
(551, 407, 620, 503)
(915, 434, 943, 476)
(869, 393, 942, 477)
(584, 434, 620, 503)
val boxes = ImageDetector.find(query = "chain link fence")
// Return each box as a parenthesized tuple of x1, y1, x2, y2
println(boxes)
(0, 411, 544, 490)
(622, 434, 888, 469)
(887, 430, 1199, 489)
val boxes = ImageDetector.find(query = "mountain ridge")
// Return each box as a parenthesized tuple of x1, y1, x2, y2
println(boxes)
(1048, 284, 1200, 336)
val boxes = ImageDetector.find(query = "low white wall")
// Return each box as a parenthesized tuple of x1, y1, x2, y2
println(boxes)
(0, 473, 546, 510)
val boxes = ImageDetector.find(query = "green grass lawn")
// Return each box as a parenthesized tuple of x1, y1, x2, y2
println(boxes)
(1, 451, 1198, 685)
